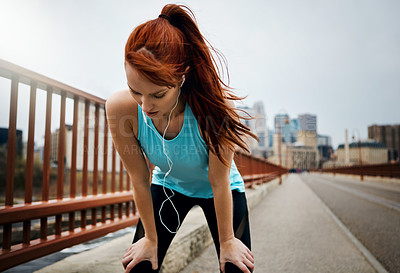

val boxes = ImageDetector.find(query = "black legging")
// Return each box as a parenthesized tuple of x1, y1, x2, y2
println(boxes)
(127, 184, 251, 273)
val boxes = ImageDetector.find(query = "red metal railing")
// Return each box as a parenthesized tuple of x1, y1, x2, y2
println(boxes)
(0, 58, 287, 271)
(235, 150, 288, 187)
(0, 59, 138, 271)
(321, 162, 400, 179)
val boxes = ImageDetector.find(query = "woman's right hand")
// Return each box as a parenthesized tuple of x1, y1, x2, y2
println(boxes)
(122, 236, 158, 272)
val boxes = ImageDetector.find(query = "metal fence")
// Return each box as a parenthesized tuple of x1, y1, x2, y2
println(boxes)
(0, 58, 287, 271)
(235, 151, 287, 186)
(321, 162, 400, 179)
(0, 59, 138, 271)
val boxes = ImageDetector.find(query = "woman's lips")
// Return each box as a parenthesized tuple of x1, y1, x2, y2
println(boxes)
(145, 111, 158, 117)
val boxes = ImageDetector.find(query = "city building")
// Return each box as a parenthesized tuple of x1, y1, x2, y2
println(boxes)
(318, 134, 332, 146)
(268, 112, 323, 169)
(274, 114, 291, 144)
(318, 134, 333, 168)
(237, 105, 257, 151)
(273, 113, 317, 145)
(297, 130, 318, 147)
(336, 140, 388, 165)
(253, 101, 269, 149)
(268, 128, 274, 147)
(237, 101, 270, 158)
(239, 109, 324, 168)
(290, 118, 300, 143)
(0, 127, 23, 157)
(368, 124, 400, 162)
(298, 114, 317, 132)
(269, 130, 319, 169)
(287, 144, 318, 170)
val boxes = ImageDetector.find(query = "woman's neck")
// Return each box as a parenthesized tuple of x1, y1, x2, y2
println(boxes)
(161, 95, 186, 120)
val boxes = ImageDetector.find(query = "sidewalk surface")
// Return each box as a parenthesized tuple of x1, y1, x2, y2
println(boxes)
(181, 174, 376, 273)
(35, 174, 376, 272)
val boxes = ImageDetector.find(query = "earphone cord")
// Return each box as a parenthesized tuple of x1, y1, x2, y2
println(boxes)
(142, 88, 182, 234)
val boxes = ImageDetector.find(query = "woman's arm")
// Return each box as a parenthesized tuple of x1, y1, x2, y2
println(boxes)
(209, 147, 253, 273)
(208, 147, 235, 242)
(209, 146, 255, 273)
(208, 101, 254, 273)
(106, 91, 158, 270)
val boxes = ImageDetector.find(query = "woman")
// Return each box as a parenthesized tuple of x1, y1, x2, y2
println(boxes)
(106, 4, 257, 273)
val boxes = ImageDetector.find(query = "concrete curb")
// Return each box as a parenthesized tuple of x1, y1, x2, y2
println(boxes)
(35, 178, 281, 273)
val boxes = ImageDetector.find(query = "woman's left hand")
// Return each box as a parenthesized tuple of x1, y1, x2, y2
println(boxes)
(219, 237, 254, 273)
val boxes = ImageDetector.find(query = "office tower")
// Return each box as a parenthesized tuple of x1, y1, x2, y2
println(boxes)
(298, 114, 317, 132)
(368, 124, 400, 161)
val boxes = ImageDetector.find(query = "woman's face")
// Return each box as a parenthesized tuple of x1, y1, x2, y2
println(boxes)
(125, 62, 181, 119)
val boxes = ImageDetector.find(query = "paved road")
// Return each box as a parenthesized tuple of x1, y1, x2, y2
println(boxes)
(304, 173, 400, 273)
(181, 174, 376, 273)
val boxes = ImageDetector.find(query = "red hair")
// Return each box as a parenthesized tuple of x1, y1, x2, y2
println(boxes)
(125, 4, 258, 166)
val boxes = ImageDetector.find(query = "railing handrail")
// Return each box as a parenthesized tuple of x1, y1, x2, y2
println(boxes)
(323, 161, 400, 170)
(320, 162, 400, 179)
(0, 58, 105, 104)
(0, 192, 133, 225)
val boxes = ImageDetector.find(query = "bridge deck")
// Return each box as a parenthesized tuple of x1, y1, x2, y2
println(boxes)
(33, 174, 379, 272)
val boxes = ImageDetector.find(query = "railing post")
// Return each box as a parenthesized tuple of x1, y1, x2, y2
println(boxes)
(102, 109, 109, 225)
(25, 81, 37, 205)
(112, 143, 116, 193)
(6, 74, 19, 207)
(120, 161, 124, 192)
(70, 95, 79, 199)
(82, 100, 89, 197)
(3, 74, 19, 253)
(91, 208, 97, 226)
(102, 110, 109, 194)
(55, 92, 66, 238)
(93, 104, 100, 195)
(57, 92, 66, 199)
(42, 87, 53, 202)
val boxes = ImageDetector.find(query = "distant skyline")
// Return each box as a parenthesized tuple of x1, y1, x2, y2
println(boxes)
(1, 0, 399, 149)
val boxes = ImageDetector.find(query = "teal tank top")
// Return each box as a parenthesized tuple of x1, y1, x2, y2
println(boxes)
(137, 102, 245, 198)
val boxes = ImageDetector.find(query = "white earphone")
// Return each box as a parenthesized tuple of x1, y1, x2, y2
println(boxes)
(142, 76, 184, 233)
(180, 75, 185, 87)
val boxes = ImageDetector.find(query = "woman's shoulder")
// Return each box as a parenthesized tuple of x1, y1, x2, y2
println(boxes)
(106, 90, 139, 137)
(106, 89, 138, 118)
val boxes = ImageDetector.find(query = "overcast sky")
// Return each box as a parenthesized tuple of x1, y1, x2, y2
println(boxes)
(0, 0, 399, 148)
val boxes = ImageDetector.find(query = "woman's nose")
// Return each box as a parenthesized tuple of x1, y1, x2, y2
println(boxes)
(140, 97, 154, 112)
